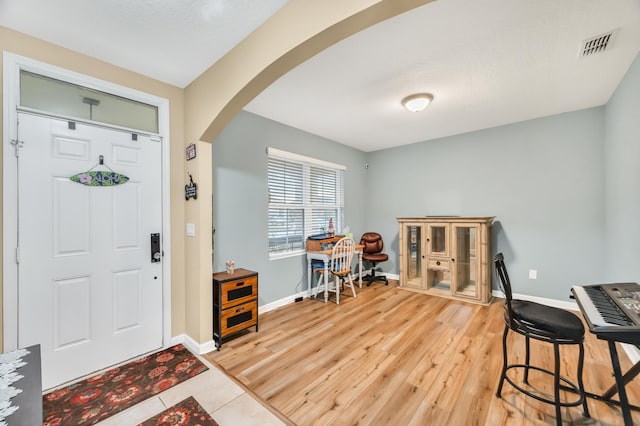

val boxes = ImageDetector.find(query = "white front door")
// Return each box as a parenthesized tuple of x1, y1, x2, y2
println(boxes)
(16, 112, 163, 389)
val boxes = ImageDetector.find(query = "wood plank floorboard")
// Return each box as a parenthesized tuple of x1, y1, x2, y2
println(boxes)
(204, 281, 640, 425)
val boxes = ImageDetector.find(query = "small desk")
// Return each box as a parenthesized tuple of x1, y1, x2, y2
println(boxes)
(306, 245, 363, 303)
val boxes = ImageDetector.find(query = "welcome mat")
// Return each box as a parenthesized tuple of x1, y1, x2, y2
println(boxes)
(43, 344, 209, 426)
(138, 396, 218, 426)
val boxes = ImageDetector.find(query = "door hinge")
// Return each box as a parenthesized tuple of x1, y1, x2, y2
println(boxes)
(10, 138, 24, 158)
(15, 246, 20, 264)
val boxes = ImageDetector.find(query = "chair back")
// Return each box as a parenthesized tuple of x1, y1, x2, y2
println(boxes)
(494, 253, 513, 302)
(360, 232, 384, 254)
(331, 237, 356, 276)
(494, 252, 517, 325)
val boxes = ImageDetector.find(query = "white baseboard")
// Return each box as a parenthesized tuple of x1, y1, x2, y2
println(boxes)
(169, 333, 216, 355)
(622, 343, 640, 364)
(491, 289, 578, 311)
(169, 334, 184, 347)
(259, 291, 308, 314)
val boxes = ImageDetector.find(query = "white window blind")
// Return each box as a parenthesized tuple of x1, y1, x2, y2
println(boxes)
(267, 148, 345, 259)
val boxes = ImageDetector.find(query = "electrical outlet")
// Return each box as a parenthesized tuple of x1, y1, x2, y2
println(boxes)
(529, 269, 537, 279)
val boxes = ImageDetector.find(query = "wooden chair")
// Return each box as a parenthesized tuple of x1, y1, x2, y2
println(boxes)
(494, 252, 589, 425)
(316, 237, 357, 304)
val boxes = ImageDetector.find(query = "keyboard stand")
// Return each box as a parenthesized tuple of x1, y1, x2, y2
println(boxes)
(605, 341, 635, 426)
(563, 341, 640, 425)
(571, 284, 640, 425)
(601, 346, 640, 402)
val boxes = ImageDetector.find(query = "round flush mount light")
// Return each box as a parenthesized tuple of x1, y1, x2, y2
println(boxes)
(401, 93, 434, 112)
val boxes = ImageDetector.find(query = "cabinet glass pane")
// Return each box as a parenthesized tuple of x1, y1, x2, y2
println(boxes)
(430, 226, 447, 254)
(455, 226, 477, 297)
(405, 225, 422, 286)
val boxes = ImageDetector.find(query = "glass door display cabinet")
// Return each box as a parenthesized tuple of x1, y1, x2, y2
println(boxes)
(452, 224, 479, 299)
(398, 217, 494, 305)
(400, 223, 425, 290)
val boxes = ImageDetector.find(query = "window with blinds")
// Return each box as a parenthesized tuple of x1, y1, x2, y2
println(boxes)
(267, 148, 345, 259)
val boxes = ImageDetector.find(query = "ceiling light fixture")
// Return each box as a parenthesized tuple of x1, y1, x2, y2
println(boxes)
(401, 93, 434, 112)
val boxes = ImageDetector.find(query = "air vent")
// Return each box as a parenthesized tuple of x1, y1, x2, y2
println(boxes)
(579, 30, 616, 58)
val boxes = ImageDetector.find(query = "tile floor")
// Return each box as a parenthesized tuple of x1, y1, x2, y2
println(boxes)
(95, 353, 286, 426)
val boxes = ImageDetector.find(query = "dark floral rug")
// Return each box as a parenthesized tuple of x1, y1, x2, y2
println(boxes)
(43, 344, 209, 425)
(138, 396, 218, 426)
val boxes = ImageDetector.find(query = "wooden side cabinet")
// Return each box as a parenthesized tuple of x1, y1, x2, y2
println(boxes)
(212, 268, 258, 350)
(398, 216, 494, 305)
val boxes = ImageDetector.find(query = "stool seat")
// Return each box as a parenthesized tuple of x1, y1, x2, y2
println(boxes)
(511, 300, 585, 340)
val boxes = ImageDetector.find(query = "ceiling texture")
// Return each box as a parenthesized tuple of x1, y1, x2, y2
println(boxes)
(1, 0, 639, 152)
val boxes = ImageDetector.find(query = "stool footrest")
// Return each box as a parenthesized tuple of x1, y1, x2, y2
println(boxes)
(502, 364, 584, 408)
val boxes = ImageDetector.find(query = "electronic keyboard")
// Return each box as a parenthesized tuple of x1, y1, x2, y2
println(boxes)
(572, 282, 640, 345)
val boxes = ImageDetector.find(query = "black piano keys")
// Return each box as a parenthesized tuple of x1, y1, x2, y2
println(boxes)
(584, 286, 634, 326)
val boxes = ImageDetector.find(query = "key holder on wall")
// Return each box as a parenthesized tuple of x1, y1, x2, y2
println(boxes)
(185, 173, 198, 200)
(70, 155, 129, 186)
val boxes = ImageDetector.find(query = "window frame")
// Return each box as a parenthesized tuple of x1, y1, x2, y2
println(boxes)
(267, 147, 346, 260)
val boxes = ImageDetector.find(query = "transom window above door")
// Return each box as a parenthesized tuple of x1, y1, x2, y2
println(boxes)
(20, 70, 159, 133)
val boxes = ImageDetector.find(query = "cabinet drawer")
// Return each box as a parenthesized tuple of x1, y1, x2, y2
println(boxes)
(220, 276, 257, 309)
(220, 302, 257, 337)
(427, 258, 450, 270)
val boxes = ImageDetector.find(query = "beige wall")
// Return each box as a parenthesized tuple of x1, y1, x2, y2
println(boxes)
(1, 0, 434, 351)
(0, 26, 187, 350)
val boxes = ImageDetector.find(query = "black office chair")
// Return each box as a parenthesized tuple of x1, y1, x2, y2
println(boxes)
(494, 253, 589, 425)
(360, 232, 388, 286)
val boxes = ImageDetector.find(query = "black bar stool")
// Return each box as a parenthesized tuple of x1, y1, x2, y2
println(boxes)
(494, 253, 590, 425)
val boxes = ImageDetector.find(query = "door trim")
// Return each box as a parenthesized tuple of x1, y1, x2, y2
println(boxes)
(2, 52, 172, 352)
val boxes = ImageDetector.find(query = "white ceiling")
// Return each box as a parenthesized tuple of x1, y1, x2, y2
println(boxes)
(0, 0, 287, 87)
(2, 0, 640, 152)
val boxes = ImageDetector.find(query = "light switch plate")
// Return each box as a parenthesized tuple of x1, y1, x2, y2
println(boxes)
(186, 223, 195, 237)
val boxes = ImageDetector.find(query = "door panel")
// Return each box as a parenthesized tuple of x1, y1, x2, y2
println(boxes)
(54, 178, 91, 256)
(113, 144, 141, 165)
(53, 135, 91, 160)
(114, 183, 141, 250)
(113, 269, 143, 332)
(17, 112, 163, 389)
(53, 276, 91, 349)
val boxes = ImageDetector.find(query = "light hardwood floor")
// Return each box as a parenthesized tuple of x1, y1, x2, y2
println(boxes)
(204, 281, 640, 425)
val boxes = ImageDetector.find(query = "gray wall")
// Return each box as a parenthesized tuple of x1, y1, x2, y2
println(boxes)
(604, 52, 640, 280)
(212, 111, 367, 305)
(214, 53, 639, 305)
(365, 108, 606, 301)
